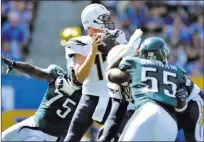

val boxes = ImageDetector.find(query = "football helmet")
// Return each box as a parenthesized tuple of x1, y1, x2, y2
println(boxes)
(81, 4, 115, 31)
(139, 37, 169, 64)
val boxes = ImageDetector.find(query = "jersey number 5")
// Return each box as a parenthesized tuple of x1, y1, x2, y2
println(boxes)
(46, 89, 76, 118)
(141, 67, 177, 98)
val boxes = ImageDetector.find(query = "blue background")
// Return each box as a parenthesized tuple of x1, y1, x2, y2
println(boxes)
(2, 75, 47, 111)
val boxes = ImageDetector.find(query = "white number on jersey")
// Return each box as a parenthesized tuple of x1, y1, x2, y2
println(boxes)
(141, 67, 177, 98)
(46, 89, 76, 118)
(141, 67, 158, 92)
(163, 71, 177, 97)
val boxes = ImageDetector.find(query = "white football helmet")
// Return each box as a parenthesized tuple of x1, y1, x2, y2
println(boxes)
(81, 4, 115, 31)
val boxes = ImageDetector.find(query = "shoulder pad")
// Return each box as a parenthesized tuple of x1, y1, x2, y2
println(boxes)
(105, 29, 124, 39)
(67, 37, 87, 46)
(73, 39, 87, 46)
(114, 29, 124, 39)
(65, 36, 89, 58)
(177, 67, 187, 74)
(66, 36, 90, 46)
(47, 64, 65, 77)
(176, 66, 187, 80)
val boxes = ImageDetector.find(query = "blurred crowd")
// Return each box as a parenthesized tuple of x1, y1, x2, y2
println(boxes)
(101, 1, 203, 76)
(1, 1, 203, 76)
(1, 0, 38, 61)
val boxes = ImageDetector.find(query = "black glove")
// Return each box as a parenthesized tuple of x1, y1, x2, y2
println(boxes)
(175, 87, 188, 112)
(176, 88, 188, 101)
(1, 57, 16, 74)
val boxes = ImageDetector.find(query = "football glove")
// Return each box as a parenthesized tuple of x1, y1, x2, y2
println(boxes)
(175, 87, 188, 112)
(128, 28, 143, 50)
(1, 56, 16, 74)
(176, 87, 188, 101)
(120, 28, 143, 57)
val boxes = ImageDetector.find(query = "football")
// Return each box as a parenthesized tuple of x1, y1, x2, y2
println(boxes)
(96, 33, 116, 55)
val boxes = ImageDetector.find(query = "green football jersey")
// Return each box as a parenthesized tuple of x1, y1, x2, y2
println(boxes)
(119, 56, 187, 109)
(34, 64, 82, 137)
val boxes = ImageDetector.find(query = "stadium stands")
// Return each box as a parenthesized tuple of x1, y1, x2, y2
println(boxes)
(101, 1, 203, 76)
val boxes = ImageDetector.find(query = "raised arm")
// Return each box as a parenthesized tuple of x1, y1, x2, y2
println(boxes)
(2, 57, 55, 82)
(67, 34, 102, 83)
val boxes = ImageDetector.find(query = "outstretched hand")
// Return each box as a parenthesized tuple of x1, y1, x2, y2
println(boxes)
(1, 56, 16, 74)
(119, 29, 143, 58)
(128, 28, 143, 50)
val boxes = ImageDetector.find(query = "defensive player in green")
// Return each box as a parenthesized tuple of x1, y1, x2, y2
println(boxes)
(1, 57, 82, 141)
(106, 37, 190, 141)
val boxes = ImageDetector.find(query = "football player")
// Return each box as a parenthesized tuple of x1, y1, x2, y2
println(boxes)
(1, 57, 82, 141)
(97, 29, 143, 141)
(64, 4, 127, 141)
(106, 37, 204, 142)
(106, 37, 193, 141)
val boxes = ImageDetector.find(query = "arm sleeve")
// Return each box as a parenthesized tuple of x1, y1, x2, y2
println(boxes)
(65, 39, 86, 59)
(119, 57, 132, 71)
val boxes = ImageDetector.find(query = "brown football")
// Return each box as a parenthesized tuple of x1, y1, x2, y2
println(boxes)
(96, 33, 116, 55)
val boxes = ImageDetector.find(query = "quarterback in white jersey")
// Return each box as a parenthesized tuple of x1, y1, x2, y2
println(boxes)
(66, 29, 127, 96)
(64, 4, 127, 141)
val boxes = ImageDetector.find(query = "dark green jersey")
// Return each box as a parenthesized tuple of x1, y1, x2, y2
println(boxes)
(119, 56, 188, 109)
(34, 64, 82, 137)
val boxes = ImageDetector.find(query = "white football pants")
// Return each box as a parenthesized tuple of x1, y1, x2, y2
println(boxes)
(119, 102, 178, 141)
(2, 116, 59, 141)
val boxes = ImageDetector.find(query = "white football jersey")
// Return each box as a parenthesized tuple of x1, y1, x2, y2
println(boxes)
(65, 29, 127, 96)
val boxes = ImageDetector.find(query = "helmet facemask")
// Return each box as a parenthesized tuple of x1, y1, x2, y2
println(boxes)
(93, 14, 115, 30)
(140, 49, 169, 64)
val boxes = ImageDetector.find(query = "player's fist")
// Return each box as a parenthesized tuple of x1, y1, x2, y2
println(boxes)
(1, 56, 16, 74)
(175, 88, 188, 112)
(2, 56, 15, 67)
(91, 33, 102, 54)
(176, 88, 188, 101)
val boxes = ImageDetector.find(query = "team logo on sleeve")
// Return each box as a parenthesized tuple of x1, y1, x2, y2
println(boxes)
(74, 40, 87, 46)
